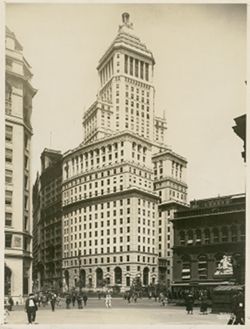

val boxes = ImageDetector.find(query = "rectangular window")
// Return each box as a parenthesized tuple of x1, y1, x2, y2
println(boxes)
(140, 61, 144, 79)
(5, 148, 13, 163)
(135, 59, 139, 77)
(5, 212, 12, 226)
(5, 169, 12, 184)
(5, 233, 12, 248)
(5, 125, 13, 143)
(125, 55, 128, 74)
(130, 57, 134, 76)
(145, 63, 149, 81)
(5, 190, 12, 206)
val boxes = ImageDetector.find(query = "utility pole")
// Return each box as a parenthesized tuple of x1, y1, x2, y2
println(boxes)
(78, 249, 81, 293)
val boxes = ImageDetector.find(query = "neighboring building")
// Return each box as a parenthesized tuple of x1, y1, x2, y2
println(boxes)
(5, 27, 37, 302)
(152, 149, 188, 287)
(61, 13, 188, 292)
(172, 194, 245, 296)
(233, 114, 246, 162)
(32, 149, 63, 291)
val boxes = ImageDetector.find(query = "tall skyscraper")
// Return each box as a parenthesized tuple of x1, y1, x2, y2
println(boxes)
(5, 27, 37, 302)
(61, 13, 188, 292)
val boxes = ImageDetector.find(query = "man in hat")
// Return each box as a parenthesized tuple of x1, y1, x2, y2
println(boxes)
(25, 293, 38, 324)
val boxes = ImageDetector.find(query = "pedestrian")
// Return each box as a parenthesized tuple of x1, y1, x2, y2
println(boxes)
(185, 293, 194, 315)
(37, 295, 41, 307)
(72, 294, 76, 307)
(25, 293, 38, 324)
(66, 295, 71, 309)
(98, 291, 101, 300)
(83, 294, 88, 307)
(8, 296, 14, 311)
(50, 294, 56, 312)
(77, 294, 83, 309)
(42, 294, 47, 307)
(199, 293, 208, 315)
(105, 293, 112, 308)
(229, 291, 244, 325)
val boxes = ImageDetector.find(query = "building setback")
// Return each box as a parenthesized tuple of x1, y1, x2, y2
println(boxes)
(61, 13, 188, 292)
(172, 194, 245, 296)
(32, 149, 63, 292)
(5, 27, 37, 302)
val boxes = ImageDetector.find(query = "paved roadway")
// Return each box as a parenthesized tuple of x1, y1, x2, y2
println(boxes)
(4, 298, 229, 326)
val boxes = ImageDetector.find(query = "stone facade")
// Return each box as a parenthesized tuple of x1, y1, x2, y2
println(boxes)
(61, 13, 188, 292)
(5, 27, 37, 302)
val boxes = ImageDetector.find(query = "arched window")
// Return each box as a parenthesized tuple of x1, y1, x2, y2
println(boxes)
(204, 229, 210, 244)
(181, 255, 191, 280)
(179, 231, 185, 245)
(197, 254, 208, 279)
(143, 267, 149, 286)
(96, 268, 103, 287)
(231, 226, 238, 242)
(187, 230, 193, 245)
(213, 228, 219, 243)
(221, 227, 229, 242)
(80, 269, 86, 288)
(64, 270, 69, 287)
(114, 267, 122, 284)
(195, 229, 202, 245)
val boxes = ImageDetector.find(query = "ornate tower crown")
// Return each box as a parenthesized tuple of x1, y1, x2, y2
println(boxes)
(119, 12, 133, 32)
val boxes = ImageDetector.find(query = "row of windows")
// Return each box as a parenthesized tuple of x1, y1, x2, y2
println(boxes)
(178, 225, 245, 246)
(124, 55, 149, 81)
(100, 57, 114, 85)
(64, 255, 156, 267)
(64, 243, 156, 257)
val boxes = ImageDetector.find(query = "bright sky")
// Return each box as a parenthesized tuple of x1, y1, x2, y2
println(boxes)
(6, 3, 246, 201)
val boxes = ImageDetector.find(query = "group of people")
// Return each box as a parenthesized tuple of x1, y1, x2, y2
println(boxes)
(124, 291, 139, 303)
(184, 290, 209, 315)
(66, 293, 88, 309)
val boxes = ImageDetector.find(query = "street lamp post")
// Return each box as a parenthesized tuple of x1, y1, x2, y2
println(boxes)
(78, 249, 81, 293)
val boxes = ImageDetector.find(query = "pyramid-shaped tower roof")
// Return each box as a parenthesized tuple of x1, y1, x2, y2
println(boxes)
(97, 13, 155, 70)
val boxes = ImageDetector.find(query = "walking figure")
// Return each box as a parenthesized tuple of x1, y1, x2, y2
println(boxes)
(229, 291, 244, 325)
(66, 295, 71, 309)
(199, 293, 208, 315)
(72, 294, 76, 307)
(25, 293, 38, 324)
(83, 294, 88, 307)
(185, 293, 194, 315)
(77, 295, 83, 309)
(8, 297, 14, 311)
(50, 294, 57, 312)
(105, 294, 112, 308)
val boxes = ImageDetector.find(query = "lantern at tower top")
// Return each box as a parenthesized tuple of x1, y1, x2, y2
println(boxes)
(119, 12, 134, 32)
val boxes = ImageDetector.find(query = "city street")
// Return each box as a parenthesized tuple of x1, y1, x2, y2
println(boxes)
(5, 298, 229, 325)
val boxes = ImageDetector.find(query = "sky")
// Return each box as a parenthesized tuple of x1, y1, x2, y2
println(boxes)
(6, 3, 246, 201)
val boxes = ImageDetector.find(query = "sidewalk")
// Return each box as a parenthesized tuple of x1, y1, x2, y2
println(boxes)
(5, 304, 228, 325)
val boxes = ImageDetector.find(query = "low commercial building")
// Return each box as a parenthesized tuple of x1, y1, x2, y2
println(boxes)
(172, 194, 245, 296)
